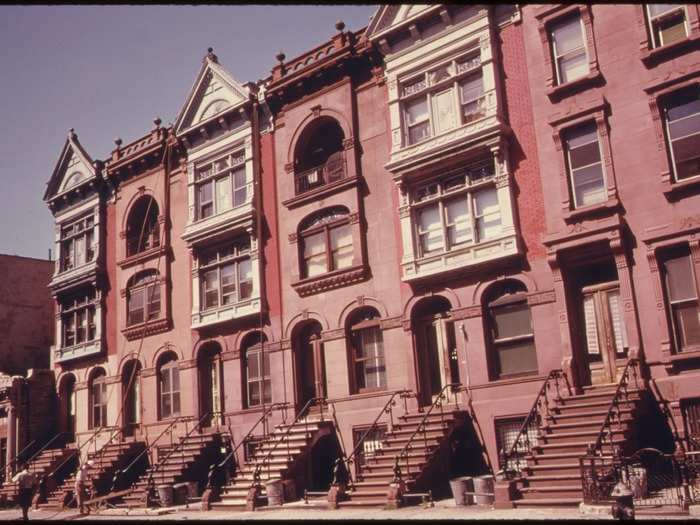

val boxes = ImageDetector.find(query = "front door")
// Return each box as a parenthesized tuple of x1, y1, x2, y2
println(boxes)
(297, 325, 326, 413)
(200, 356, 223, 428)
(581, 282, 629, 385)
(416, 315, 458, 406)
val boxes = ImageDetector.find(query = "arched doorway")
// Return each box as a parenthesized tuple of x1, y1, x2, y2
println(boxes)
(198, 342, 224, 428)
(121, 360, 142, 437)
(59, 374, 76, 443)
(411, 297, 459, 406)
(293, 321, 325, 413)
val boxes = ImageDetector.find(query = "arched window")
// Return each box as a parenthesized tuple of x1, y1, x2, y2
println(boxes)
(89, 368, 107, 429)
(121, 360, 141, 435)
(242, 333, 271, 408)
(299, 207, 353, 278)
(347, 308, 386, 394)
(158, 353, 180, 419)
(294, 118, 346, 194)
(126, 196, 160, 256)
(127, 270, 161, 326)
(485, 281, 537, 379)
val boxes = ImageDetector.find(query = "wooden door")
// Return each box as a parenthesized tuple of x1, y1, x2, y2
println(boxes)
(581, 282, 629, 385)
(416, 315, 457, 405)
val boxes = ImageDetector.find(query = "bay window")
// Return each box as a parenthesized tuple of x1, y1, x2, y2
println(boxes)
(412, 161, 501, 257)
(61, 291, 96, 348)
(663, 87, 700, 182)
(60, 215, 94, 272)
(199, 238, 253, 310)
(195, 149, 250, 220)
(662, 246, 700, 351)
(127, 270, 161, 326)
(300, 208, 353, 278)
(564, 122, 607, 208)
(550, 14, 589, 85)
(646, 5, 688, 48)
(400, 53, 484, 145)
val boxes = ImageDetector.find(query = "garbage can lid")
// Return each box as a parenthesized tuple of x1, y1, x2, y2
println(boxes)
(611, 482, 634, 498)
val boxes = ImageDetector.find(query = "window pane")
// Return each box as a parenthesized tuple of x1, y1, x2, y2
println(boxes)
(648, 4, 682, 17)
(238, 259, 253, 299)
(607, 291, 629, 354)
(558, 50, 589, 84)
(128, 289, 145, 325)
(551, 15, 584, 55)
(330, 225, 353, 270)
(658, 15, 687, 46)
(233, 167, 248, 206)
(247, 351, 260, 380)
(147, 285, 160, 320)
(198, 182, 213, 218)
(573, 164, 606, 207)
(417, 204, 443, 253)
(459, 74, 483, 103)
(475, 188, 501, 240)
(671, 134, 700, 180)
(405, 97, 428, 125)
(248, 381, 260, 407)
(171, 367, 180, 392)
(432, 89, 456, 134)
(304, 232, 327, 277)
(496, 339, 538, 376)
(445, 198, 472, 247)
(215, 176, 232, 213)
(221, 264, 236, 305)
(674, 302, 700, 349)
(665, 253, 696, 302)
(669, 112, 700, 140)
(493, 302, 532, 340)
(409, 122, 431, 144)
(583, 294, 600, 355)
(203, 269, 219, 309)
(569, 139, 601, 169)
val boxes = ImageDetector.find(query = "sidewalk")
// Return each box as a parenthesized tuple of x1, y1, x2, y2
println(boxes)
(1, 499, 696, 521)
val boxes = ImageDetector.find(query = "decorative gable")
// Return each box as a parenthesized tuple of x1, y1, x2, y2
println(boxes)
(44, 129, 97, 202)
(365, 4, 439, 41)
(174, 50, 251, 136)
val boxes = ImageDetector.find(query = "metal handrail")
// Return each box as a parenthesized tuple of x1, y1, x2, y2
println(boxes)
(588, 358, 640, 457)
(294, 150, 347, 194)
(145, 412, 211, 493)
(252, 397, 321, 487)
(47, 425, 110, 479)
(8, 439, 37, 475)
(205, 403, 288, 492)
(500, 369, 571, 478)
(393, 383, 462, 483)
(339, 389, 412, 488)
(89, 426, 123, 476)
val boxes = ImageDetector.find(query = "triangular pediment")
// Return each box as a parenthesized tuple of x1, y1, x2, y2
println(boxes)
(43, 130, 96, 202)
(174, 53, 250, 136)
(366, 4, 440, 41)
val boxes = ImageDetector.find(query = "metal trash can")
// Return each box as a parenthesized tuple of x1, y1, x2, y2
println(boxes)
(473, 475, 494, 506)
(449, 476, 474, 506)
(157, 484, 174, 507)
(265, 479, 284, 506)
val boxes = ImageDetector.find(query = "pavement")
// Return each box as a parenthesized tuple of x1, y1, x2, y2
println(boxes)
(0, 499, 697, 521)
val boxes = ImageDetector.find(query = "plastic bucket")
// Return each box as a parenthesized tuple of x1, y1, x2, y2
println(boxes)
(449, 476, 474, 506)
(157, 484, 174, 507)
(265, 479, 284, 506)
(473, 475, 494, 506)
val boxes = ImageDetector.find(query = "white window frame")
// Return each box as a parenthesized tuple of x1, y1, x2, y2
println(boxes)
(664, 88, 700, 183)
(550, 14, 590, 86)
(194, 149, 250, 221)
(400, 52, 484, 146)
(60, 214, 95, 272)
(61, 292, 97, 349)
(410, 161, 501, 259)
(646, 4, 689, 48)
(564, 122, 608, 209)
(199, 239, 253, 312)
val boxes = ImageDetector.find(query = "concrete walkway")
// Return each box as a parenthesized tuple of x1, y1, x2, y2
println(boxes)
(1, 499, 697, 521)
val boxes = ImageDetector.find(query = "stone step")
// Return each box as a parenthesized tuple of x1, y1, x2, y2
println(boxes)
(545, 406, 634, 424)
(524, 462, 582, 476)
(538, 427, 629, 445)
(519, 485, 583, 499)
(553, 398, 637, 416)
(513, 497, 581, 508)
(520, 473, 583, 489)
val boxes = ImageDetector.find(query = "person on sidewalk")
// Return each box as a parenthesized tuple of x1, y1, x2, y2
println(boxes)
(74, 460, 93, 515)
(12, 464, 37, 521)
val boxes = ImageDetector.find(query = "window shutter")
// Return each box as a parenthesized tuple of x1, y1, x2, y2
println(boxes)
(607, 290, 628, 354)
(583, 295, 600, 354)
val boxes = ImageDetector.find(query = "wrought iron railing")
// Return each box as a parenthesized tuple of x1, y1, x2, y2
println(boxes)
(336, 390, 412, 489)
(500, 370, 572, 479)
(205, 403, 288, 493)
(392, 384, 462, 483)
(7, 439, 37, 477)
(294, 150, 347, 195)
(252, 397, 322, 488)
(587, 359, 640, 458)
(47, 425, 109, 480)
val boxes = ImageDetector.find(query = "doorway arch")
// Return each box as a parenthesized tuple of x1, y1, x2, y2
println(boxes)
(293, 320, 325, 413)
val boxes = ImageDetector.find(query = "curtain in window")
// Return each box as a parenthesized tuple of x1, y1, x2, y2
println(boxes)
(330, 224, 353, 270)
(474, 188, 502, 240)
(551, 15, 588, 84)
(304, 231, 327, 277)
(417, 204, 443, 253)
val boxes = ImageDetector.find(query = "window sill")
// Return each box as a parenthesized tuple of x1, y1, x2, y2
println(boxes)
(291, 264, 369, 297)
(468, 373, 546, 391)
(662, 175, 700, 201)
(641, 34, 700, 67)
(191, 296, 262, 329)
(49, 260, 99, 291)
(117, 245, 166, 269)
(53, 339, 102, 363)
(562, 197, 620, 223)
(122, 318, 170, 341)
(546, 69, 603, 102)
(666, 347, 700, 365)
(282, 176, 359, 210)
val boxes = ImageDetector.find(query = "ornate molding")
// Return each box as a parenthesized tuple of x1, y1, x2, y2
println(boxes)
(527, 290, 556, 307)
(121, 317, 171, 342)
(291, 265, 368, 297)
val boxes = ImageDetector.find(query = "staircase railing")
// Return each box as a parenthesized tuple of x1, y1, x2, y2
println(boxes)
(89, 427, 123, 481)
(252, 397, 321, 488)
(586, 358, 640, 458)
(205, 403, 288, 492)
(46, 425, 110, 481)
(7, 439, 37, 477)
(336, 389, 412, 489)
(500, 369, 571, 479)
(392, 383, 462, 484)
(145, 412, 211, 498)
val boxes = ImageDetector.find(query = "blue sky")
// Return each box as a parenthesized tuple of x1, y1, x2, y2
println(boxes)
(0, 5, 375, 259)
